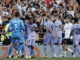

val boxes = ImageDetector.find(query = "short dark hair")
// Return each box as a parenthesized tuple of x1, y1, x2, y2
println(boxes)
(15, 12, 20, 17)
(74, 18, 78, 23)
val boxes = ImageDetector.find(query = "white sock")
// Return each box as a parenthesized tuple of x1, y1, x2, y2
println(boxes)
(67, 48, 73, 53)
(63, 51, 66, 57)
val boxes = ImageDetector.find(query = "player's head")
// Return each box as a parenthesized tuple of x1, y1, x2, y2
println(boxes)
(51, 16, 55, 22)
(66, 17, 70, 23)
(54, 15, 58, 21)
(74, 18, 78, 23)
(15, 12, 20, 17)
(29, 19, 33, 24)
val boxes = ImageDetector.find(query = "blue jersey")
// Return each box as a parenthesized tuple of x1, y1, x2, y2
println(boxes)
(8, 18, 25, 37)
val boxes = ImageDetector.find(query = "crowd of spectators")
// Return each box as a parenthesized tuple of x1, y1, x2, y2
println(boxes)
(0, 0, 80, 43)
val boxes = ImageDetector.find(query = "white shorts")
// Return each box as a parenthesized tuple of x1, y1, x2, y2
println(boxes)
(25, 35, 36, 46)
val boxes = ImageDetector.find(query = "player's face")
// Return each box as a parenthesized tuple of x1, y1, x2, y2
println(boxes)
(54, 16, 58, 21)
(66, 18, 70, 23)
(29, 20, 33, 24)
(51, 17, 54, 22)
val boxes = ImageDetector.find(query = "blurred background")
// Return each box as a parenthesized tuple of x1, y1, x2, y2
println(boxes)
(0, 0, 80, 45)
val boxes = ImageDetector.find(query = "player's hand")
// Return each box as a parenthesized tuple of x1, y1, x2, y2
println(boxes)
(70, 36, 73, 40)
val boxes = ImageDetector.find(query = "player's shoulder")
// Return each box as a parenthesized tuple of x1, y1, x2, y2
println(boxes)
(9, 19, 14, 23)
(55, 20, 58, 23)
(72, 24, 77, 27)
(44, 21, 47, 25)
(77, 24, 80, 27)
(59, 20, 62, 24)
(50, 21, 54, 25)
(19, 19, 23, 23)
(55, 20, 61, 24)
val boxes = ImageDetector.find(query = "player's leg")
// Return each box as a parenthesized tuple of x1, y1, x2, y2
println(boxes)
(7, 43, 16, 58)
(63, 39, 68, 57)
(25, 36, 32, 58)
(21, 47, 24, 57)
(7, 45, 13, 58)
(14, 39, 24, 58)
(58, 37, 63, 57)
(14, 39, 20, 49)
(43, 44, 47, 57)
(73, 39, 80, 57)
(50, 37, 56, 57)
(42, 35, 49, 57)
(50, 44, 56, 57)
(21, 36, 28, 58)
(42, 35, 51, 57)
(31, 46, 34, 57)
(7, 37, 15, 58)
(31, 37, 35, 57)
(16, 43, 24, 54)
(26, 45, 31, 58)
(16, 36, 24, 55)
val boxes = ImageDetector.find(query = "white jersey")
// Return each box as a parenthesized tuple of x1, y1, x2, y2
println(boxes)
(64, 23, 73, 38)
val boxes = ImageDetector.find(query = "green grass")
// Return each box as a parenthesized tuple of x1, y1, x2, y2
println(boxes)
(0, 57, 80, 60)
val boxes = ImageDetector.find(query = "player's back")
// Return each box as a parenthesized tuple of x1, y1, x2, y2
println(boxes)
(55, 20, 62, 31)
(45, 20, 55, 34)
(10, 18, 24, 36)
(72, 24, 80, 38)
(55, 20, 62, 37)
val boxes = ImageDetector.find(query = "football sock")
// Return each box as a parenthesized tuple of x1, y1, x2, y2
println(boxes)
(73, 45, 80, 55)
(17, 44, 24, 53)
(51, 44, 56, 57)
(8, 45, 13, 57)
(43, 45, 47, 56)
(26, 46, 30, 56)
(59, 45, 63, 56)
(21, 47, 24, 55)
(67, 48, 73, 53)
(63, 51, 66, 57)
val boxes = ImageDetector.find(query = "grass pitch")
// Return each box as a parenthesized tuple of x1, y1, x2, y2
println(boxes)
(0, 57, 80, 60)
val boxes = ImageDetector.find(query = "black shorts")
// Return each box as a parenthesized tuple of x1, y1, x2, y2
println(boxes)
(63, 38, 72, 44)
